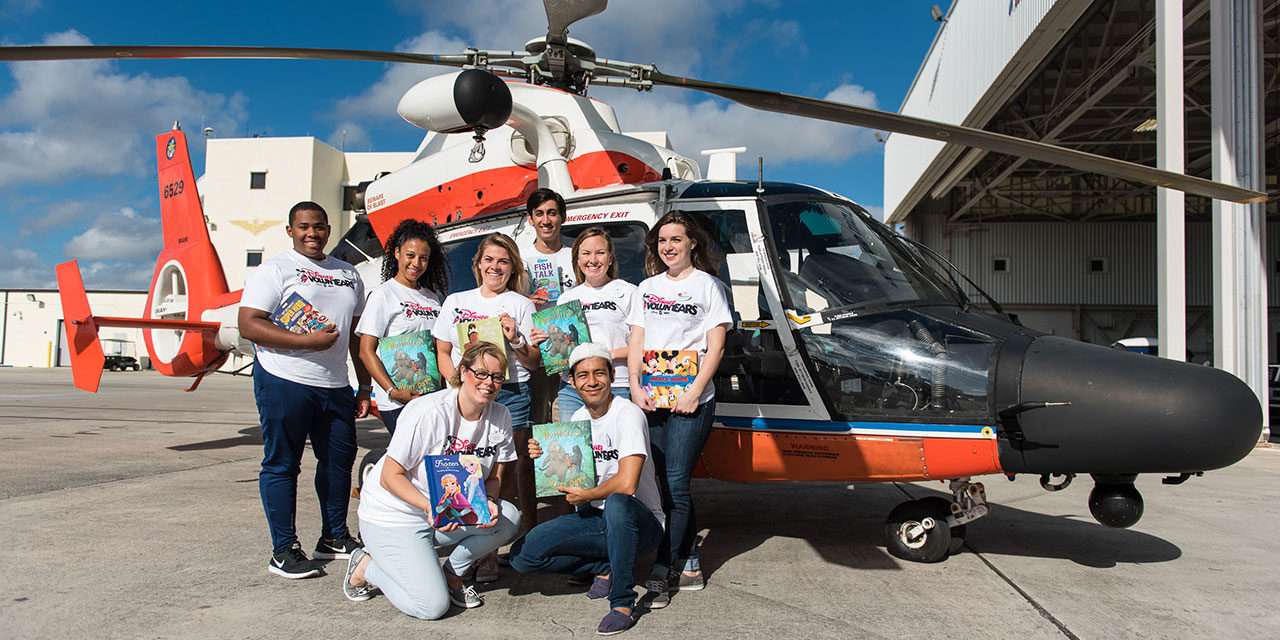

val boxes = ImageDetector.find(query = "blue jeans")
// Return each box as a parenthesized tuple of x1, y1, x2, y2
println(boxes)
(379, 407, 401, 436)
(648, 400, 716, 577)
(557, 384, 630, 421)
(498, 381, 532, 431)
(360, 500, 521, 620)
(510, 494, 663, 610)
(253, 365, 357, 554)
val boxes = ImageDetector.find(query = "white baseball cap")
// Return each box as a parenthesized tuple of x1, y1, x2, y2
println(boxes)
(567, 342, 612, 374)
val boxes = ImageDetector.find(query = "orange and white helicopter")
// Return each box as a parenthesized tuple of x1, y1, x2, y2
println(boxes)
(7, 0, 1263, 563)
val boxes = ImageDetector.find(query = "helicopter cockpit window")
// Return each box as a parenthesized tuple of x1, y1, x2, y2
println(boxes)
(765, 201, 953, 313)
(795, 309, 995, 421)
(329, 217, 384, 267)
(682, 209, 806, 406)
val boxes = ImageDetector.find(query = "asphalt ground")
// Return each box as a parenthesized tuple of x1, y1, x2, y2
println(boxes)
(0, 367, 1276, 639)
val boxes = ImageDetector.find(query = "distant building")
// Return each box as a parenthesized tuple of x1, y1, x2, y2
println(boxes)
(0, 289, 148, 368)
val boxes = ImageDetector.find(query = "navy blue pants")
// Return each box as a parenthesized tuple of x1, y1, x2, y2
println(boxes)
(510, 494, 663, 610)
(379, 407, 402, 436)
(648, 400, 716, 577)
(253, 365, 357, 554)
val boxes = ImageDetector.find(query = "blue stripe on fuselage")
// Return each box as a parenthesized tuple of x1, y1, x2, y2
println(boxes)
(717, 416, 994, 435)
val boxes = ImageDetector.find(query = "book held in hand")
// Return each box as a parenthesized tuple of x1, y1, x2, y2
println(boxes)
(532, 420, 596, 498)
(454, 317, 507, 357)
(424, 454, 492, 527)
(376, 330, 441, 395)
(529, 258, 563, 303)
(641, 350, 700, 409)
(271, 292, 329, 334)
(532, 300, 591, 375)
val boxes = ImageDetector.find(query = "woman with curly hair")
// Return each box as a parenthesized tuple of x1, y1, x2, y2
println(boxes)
(355, 218, 449, 435)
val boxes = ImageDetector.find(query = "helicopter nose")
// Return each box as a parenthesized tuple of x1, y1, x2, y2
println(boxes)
(999, 336, 1261, 475)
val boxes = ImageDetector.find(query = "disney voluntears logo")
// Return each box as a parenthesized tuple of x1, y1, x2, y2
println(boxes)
(446, 435, 498, 458)
(580, 300, 619, 312)
(399, 301, 439, 320)
(296, 268, 356, 288)
(453, 308, 488, 323)
(642, 293, 699, 316)
(592, 443, 620, 462)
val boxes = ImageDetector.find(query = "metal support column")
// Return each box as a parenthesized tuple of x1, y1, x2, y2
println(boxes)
(1211, 0, 1268, 440)
(1157, 0, 1187, 362)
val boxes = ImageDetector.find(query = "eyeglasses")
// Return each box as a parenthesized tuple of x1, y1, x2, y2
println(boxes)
(466, 366, 506, 384)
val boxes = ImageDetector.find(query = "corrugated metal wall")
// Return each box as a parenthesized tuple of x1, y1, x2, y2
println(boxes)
(885, 0, 1070, 217)
(921, 219, 1279, 307)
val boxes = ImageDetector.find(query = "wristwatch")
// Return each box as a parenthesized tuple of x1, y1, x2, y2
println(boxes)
(358, 384, 373, 393)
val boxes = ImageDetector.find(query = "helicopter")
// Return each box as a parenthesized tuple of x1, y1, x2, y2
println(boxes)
(16, 0, 1262, 563)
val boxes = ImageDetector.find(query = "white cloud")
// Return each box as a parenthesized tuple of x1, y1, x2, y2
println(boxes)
(1, 0, 41, 16)
(63, 207, 163, 262)
(601, 83, 880, 167)
(0, 242, 53, 288)
(78, 260, 154, 290)
(327, 121, 372, 152)
(0, 30, 247, 189)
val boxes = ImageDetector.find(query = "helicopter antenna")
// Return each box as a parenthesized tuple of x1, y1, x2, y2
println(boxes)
(756, 156, 765, 194)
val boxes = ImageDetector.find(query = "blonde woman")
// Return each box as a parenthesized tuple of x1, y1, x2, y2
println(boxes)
(346, 342, 522, 617)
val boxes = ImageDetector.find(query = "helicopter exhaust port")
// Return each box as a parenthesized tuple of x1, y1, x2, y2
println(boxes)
(1088, 474, 1144, 528)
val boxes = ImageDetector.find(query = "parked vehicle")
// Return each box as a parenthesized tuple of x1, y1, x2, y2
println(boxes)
(105, 355, 140, 372)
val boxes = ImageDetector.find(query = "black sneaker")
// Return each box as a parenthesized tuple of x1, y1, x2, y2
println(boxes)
(268, 543, 323, 579)
(315, 534, 363, 560)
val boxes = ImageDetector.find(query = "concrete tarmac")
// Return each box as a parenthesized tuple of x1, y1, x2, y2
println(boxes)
(0, 368, 1276, 639)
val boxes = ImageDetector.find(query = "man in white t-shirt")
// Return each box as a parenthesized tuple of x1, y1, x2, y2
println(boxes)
(238, 201, 373, 579)
(522, 188, 577, 309)
(509, 343, 664, 636)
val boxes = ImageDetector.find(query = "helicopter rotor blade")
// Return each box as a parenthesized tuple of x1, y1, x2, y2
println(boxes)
(0, 45, 473, 67)
(544, 0, 608, 41)
(650, 71, 1266, 205)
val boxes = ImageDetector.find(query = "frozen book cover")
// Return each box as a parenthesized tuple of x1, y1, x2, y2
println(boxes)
(454, 317, 507, 358)
(641, 350, 700, 409)
(271, 292, 330, 334)
(532, 420, 596, 498)
(376, 330, 441, 395)
(532, 300, 591, 375)
(424, 454, 492, 527)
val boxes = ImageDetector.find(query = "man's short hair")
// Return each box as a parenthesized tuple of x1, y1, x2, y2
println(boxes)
(526, 188, 566, 216)
(288, 201, 328, 226)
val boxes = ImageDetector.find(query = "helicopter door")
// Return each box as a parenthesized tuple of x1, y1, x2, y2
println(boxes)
(677, 202, 830, 421)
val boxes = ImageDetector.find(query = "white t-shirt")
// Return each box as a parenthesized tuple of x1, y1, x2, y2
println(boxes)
(241, 249, 365, 388)
(354, 280, 443, 411)
(523, 245, 577, 308)
(358, 387, 517, 528)
(558, 279, 637, 387)
(626, 269, 733, 405)
(571, 397, 665, 527)
(432, 288, 536, 383)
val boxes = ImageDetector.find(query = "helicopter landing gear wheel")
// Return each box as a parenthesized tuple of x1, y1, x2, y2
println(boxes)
(354, 448, 385, 497)
(885, 498, 953, 563)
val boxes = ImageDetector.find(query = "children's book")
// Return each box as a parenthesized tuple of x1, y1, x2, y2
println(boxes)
(271, 292, 329, 334)
(376, 330, 441, 395)
(641, 350, 700, 409)
(424, 454, 492, 527)
(532, 300, 591, 375)
(454, 317, 507, 357)
(529, 258, 563, 303)
(532, 420, 596, 498)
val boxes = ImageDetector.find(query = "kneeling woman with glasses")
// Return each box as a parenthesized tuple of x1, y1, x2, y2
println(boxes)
(344, 342, 522, 618)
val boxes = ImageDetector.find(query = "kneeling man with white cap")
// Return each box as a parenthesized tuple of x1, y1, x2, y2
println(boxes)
(509, 342, 666, 636)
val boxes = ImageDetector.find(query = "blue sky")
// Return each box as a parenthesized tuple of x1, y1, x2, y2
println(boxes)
(0, 0, 944, 290)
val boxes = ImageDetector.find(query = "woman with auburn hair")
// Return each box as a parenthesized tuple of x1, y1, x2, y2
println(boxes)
(346, 342, 522, 617)
(356, 219, 448, 435)
(626, 211, 731, 607)
(534, 226, 637, 419)
(432, 232, 539, 580)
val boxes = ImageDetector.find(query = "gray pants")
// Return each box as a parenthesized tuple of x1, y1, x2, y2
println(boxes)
(359, 500, 521, 620)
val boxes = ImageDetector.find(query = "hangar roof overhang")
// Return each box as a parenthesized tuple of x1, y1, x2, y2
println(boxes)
(886, 0, 1280, 225)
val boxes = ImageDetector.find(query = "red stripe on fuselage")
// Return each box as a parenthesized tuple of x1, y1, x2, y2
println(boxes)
(367, 150, 658, 241)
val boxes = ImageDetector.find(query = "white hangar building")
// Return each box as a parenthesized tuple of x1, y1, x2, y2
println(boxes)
(885, 0, 1276, 435)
